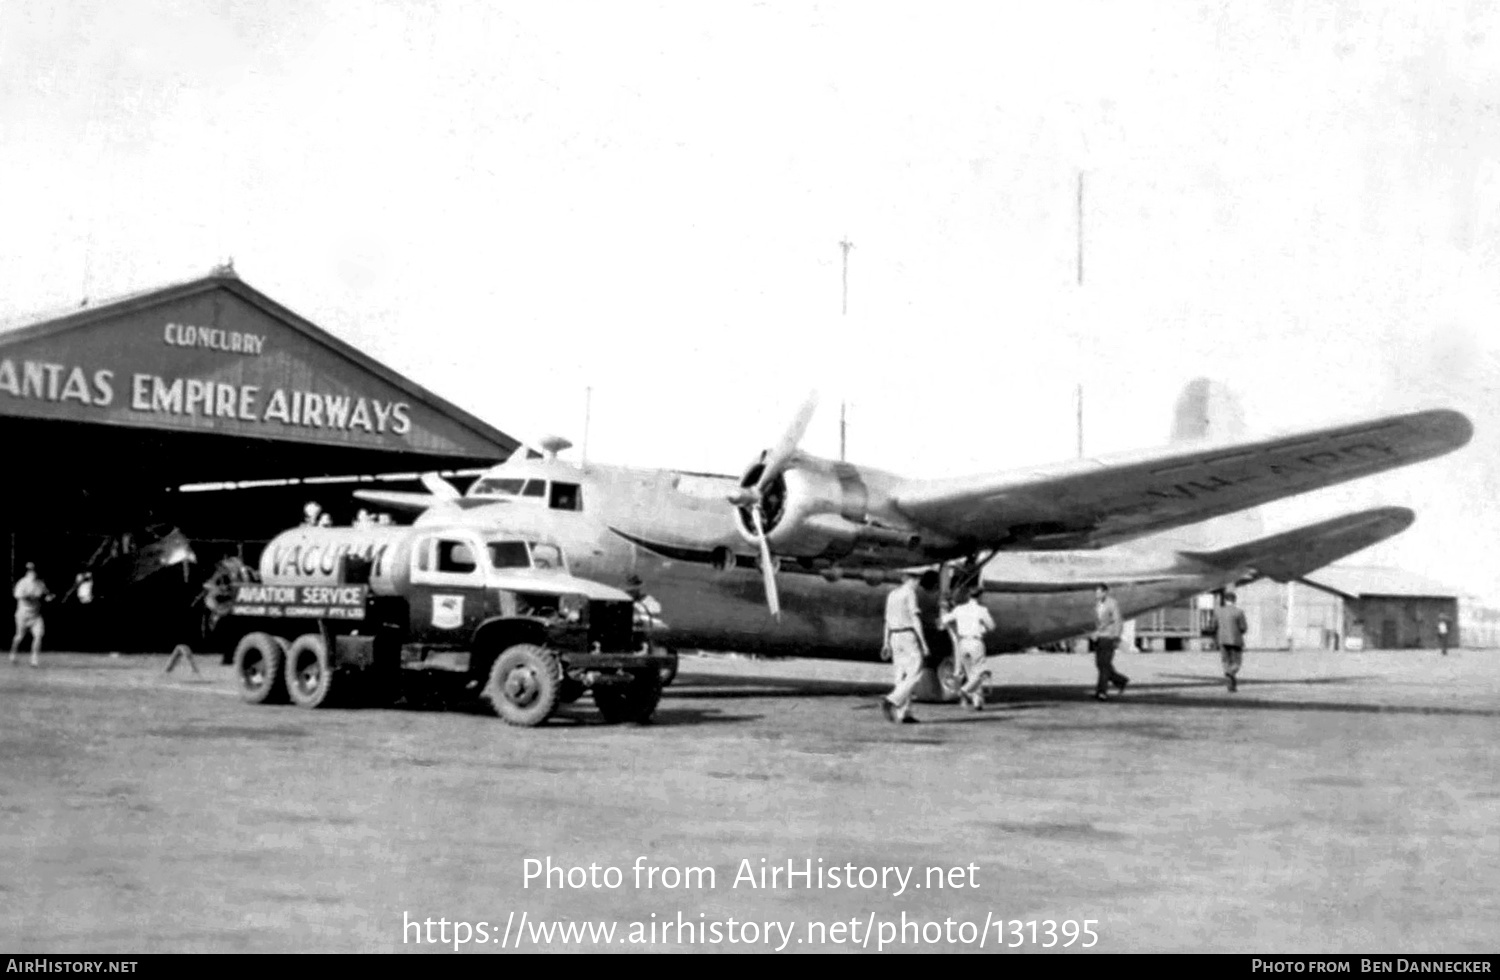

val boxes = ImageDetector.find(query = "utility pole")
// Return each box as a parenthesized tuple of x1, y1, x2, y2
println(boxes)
(1076, 171, 1085, 287)
(582, 386, 592, 465)
(839, 237, 854, 461)
(1075, 383, 1084, 458)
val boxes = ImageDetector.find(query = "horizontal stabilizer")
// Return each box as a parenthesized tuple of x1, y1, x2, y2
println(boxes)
(1187, 506, 1415, 583)
(352, 489, 441, 512)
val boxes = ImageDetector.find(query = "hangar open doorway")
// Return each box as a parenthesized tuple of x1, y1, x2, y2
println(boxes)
(0, 267, 519, 651)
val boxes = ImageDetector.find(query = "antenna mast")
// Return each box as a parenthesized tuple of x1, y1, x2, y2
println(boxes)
(839, 237, 854, 461)
(1075, 172, 1085, 457)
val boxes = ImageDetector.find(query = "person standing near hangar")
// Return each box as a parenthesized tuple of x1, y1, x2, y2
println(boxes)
(10, 562, 50, 667)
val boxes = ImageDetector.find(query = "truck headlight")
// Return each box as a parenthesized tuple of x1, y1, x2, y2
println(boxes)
(559, 593, 587, 624)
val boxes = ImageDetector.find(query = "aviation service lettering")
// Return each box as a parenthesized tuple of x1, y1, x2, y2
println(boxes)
(0, 357, 412, 437)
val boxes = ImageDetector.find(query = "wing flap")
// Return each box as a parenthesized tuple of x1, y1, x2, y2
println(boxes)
(892, 408, 1470, 549)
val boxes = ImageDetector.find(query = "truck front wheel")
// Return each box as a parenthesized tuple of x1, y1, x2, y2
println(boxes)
(656, 646, 679, 687)
(483, 644, 563, 727)
(595, 673, 663, 724)
(286, 633, 338, 709)
(233, 633, 288, 705)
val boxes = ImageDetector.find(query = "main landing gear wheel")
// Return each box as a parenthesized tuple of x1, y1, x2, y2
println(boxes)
(286, 633, 340, 708)
(483, 644, 563, 727)
(232, 632, 288, 705)
(594, 673, 663, 724)
(936, 655, 962, 701)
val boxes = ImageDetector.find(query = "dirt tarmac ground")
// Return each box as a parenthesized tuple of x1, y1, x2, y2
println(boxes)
(1, 648, 1497, 953)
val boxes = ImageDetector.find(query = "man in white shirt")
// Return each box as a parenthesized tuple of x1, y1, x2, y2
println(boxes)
(881, 570, 929, 724)
(941, 588, 996, 710)
(11, 563, 50, 667)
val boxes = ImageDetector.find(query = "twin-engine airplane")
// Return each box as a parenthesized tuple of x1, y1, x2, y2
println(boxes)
(351, 380, 1471, 661)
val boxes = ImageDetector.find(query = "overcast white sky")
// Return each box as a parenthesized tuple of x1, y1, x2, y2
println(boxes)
(1, 1, 1497, 598)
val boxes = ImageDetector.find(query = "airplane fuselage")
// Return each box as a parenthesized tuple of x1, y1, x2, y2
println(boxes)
(402, 459, 1231, 659)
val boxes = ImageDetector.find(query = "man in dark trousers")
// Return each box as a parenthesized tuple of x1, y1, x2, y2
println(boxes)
(1437, 614, 1451, 655)
(1216, 591, 1250, 691)
(1092, 584, 1129, 701)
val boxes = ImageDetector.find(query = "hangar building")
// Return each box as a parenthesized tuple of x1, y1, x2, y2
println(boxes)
(0, 267, 519, 650)
(1234, 566, 1460, 651)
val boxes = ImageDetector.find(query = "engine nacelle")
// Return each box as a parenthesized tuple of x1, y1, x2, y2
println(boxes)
(734, 453, 918, 560)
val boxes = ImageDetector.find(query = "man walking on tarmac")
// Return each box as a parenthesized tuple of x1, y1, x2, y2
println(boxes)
(881, 570, 929, 724)
(1216, 591, 1250, 691)
(1093, 584, 1129, 701)
(941, 588, 995, 710)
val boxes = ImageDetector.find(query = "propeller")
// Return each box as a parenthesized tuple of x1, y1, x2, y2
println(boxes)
(727, 391, 819, 618)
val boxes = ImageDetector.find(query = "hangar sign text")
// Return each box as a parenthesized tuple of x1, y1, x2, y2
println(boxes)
(0, 357, 413, 436)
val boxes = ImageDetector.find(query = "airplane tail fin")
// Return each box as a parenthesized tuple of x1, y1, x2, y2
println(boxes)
(1187, 506, 1414, 584)
(1147, 377, 1266, 551)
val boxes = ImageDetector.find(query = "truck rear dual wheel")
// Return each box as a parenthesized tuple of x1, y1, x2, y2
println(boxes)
(595, 673, 663, 724)
(233, 633, 290, 705)
(483, 644, 563, 727)
(286, 633, 340, 709)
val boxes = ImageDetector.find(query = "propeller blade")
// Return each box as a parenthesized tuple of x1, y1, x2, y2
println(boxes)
(750, 505, 781, 619)
(420, 472, 462, 500)
(755, 390, 819, 494)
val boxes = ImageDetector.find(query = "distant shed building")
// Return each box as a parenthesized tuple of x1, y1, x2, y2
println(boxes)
(1234, 566, 1459, 651)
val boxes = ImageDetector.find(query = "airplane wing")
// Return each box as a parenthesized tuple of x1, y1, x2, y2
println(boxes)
(352, 489, 443, 512)
(891, 409, 1471, 551)
(1186, 506, 1415, 583)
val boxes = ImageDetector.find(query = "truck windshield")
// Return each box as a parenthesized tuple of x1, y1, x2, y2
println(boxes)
(487, 541, 532, 569)
(470, 477, 524, 497)
(470, 477, 548, 499)
(530, 543, 565, 571)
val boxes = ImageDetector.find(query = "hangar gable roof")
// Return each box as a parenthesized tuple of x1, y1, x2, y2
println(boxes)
(0, 268, 517, 461)
(1301, 565, 1458, 600)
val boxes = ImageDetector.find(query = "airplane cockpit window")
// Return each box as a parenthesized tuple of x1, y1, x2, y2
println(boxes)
(437, 540, 477, 574)
(549, 482, 582, 512)
(530, 543, 564, 571)
(487, 541, 532, 569)
(470, 477, 523, 497)
(521, 479, 547, 498)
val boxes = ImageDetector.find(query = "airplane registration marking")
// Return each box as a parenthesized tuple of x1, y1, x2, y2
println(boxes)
(1144, 441, 1401, 502)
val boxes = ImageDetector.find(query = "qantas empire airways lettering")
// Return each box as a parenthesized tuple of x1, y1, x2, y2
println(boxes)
(0, 321, 412, 435)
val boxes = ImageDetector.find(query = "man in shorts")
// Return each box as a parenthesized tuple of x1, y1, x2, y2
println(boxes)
(11, 563, 51, 667)
(940, 588, 996, 709)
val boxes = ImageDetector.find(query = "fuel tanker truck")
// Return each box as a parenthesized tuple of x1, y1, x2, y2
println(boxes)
(221, 522, 671, 726)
